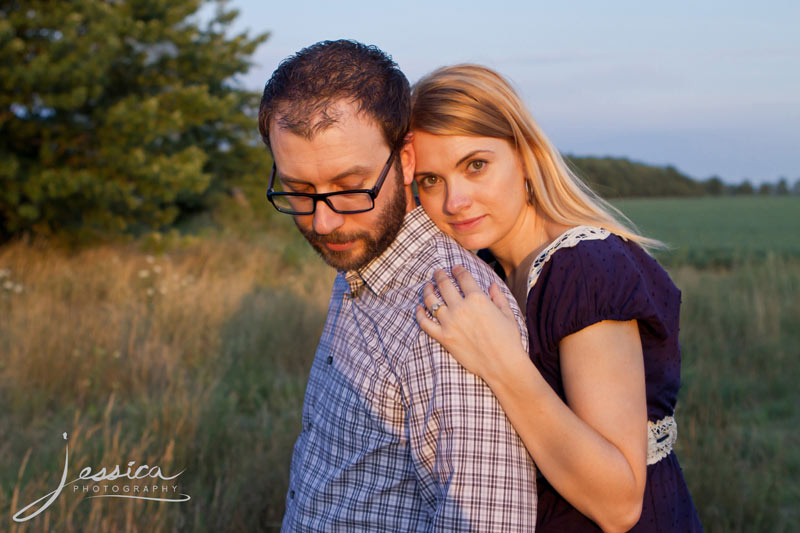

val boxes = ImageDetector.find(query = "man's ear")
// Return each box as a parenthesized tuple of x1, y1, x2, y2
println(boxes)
(400, 131, 415, 186)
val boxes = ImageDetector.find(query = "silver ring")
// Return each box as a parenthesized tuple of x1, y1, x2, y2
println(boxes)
(430, 301, 445, 318)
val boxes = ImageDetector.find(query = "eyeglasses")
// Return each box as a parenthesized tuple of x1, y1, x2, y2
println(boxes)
(267, 152, 396, 215)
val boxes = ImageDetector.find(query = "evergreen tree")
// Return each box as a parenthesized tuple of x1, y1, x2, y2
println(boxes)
(0, 0, 269, 240)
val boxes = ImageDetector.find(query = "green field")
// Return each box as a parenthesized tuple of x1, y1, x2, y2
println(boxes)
(1, 196, 798, 531)
(613, 196, 800, 266)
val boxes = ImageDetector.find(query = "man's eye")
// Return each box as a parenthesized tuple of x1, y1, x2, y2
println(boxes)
(467, 160, 486, 172)
(284, 183, 311, 194)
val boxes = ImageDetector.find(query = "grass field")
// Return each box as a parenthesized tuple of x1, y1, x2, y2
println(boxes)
(1, 196, 798, 531)
(613, 196, 800, 266)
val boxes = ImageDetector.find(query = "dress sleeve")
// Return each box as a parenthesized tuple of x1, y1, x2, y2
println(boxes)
(528, 235, 678, 356)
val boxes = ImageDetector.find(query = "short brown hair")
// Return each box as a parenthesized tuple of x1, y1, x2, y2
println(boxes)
(258, 40, 410, 152)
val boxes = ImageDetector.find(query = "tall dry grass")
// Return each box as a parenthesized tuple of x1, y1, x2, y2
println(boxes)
(2, 228, 798, 531)
(0, 235, 332, 531)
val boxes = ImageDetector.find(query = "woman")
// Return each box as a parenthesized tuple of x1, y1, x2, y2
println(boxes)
(410, 64, 702, 532)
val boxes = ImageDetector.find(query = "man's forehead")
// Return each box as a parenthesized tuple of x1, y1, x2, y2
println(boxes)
(268, 108, 392, 184)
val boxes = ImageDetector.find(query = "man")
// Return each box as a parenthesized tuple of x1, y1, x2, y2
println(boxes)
(259, 40, 536, 532)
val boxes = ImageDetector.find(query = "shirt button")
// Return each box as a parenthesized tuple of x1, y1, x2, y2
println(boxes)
(290, 490, 295, 499)
(326, 355, 333, 365)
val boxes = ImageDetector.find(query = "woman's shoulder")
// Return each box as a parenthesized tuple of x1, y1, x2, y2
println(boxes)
(527, 225, 644, 292)
(526, 225, 680, 352)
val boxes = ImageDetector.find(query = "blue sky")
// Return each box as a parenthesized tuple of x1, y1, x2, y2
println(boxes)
(214, 0, 799, 184)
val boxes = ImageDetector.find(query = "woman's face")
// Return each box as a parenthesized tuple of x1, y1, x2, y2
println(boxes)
(412, 131, 531, 251)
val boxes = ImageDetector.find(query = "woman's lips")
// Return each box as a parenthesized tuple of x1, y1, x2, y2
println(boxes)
(449, 215, 485, 232)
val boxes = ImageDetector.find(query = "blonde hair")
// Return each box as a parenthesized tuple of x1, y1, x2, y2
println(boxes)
(410, 64, 662, 250)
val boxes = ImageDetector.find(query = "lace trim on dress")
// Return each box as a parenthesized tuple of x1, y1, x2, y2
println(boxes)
(526, 225, 613, 291)
(647, 415, 678, 465)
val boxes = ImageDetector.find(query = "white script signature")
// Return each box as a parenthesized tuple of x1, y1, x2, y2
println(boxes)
(13, 433, 191, 523)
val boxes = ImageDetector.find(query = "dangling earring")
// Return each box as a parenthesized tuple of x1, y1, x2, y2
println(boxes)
(524, 179, 535, 205)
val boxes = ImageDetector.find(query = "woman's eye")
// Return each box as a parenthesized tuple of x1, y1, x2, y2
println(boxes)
(467, 160, 486, 171)
(418, 175, 440, 188)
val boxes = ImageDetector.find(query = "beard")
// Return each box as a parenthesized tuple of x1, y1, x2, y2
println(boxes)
(296, 175, 407, 271)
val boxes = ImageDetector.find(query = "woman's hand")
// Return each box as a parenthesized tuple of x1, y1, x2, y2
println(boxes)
(415, 265, 528, 382)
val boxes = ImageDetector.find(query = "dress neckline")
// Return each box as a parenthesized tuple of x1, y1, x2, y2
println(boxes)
(526, 225, 613, 293)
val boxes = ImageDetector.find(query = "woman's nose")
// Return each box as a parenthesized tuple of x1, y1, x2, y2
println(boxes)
(444, 183, 473, 214)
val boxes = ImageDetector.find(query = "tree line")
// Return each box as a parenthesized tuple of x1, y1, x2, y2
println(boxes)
(567, 156, 800, 199)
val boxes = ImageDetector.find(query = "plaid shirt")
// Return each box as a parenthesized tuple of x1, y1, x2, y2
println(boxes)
(281, 206, 537, 532)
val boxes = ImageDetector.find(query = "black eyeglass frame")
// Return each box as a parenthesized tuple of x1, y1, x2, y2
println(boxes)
(267, 151, 396, 215)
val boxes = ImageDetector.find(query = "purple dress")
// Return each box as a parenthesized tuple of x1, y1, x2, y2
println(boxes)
(484, 226, 703, 532)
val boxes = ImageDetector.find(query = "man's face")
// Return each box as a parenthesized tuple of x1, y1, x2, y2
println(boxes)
(269, 101, 414, 271)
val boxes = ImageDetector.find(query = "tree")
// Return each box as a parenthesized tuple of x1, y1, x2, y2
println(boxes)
(732, 180, 755, 195)
(702, 176, 725, 195)
(775, 178, 789, 196)
(0, 0, 269, 241)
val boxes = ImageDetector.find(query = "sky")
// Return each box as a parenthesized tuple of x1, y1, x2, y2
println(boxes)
(210, 0, 799, 184)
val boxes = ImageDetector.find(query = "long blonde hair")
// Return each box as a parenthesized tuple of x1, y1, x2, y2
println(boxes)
(410, 64, 662, 250)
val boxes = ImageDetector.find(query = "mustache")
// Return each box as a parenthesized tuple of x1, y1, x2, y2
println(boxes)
(303, 230, 369, 245)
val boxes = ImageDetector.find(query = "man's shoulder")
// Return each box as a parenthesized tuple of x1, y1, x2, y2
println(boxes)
(418, 232, 500, 289)
(417, 231, 526, 331)
(392, 207, 498, 289)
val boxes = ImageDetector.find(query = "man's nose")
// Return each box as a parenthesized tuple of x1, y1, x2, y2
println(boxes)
(444, 182, 473, 214)
(312, 200, 345, 235)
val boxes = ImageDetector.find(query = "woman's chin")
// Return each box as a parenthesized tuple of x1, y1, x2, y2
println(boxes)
(450, 234, 492, 252)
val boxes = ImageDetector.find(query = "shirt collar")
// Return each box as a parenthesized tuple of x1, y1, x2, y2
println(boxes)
(344, 206, 439, 297)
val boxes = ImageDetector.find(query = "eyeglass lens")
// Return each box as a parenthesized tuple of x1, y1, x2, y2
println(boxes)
(270, 192, 375, 214)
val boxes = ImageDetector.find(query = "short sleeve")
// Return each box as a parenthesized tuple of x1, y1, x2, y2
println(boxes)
(527, 234, 680, 357)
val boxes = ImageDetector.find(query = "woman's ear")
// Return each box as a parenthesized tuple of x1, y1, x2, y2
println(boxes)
(400, 132, 416, 186)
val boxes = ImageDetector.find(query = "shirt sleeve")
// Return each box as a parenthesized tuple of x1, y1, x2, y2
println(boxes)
(401, 277, 537, 532)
